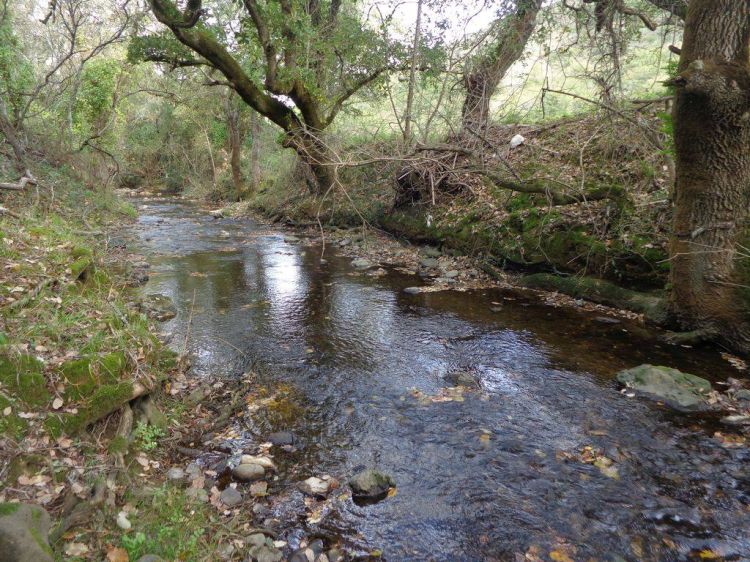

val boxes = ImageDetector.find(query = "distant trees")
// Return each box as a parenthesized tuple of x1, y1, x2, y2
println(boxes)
(461, 0, 543, 131)
(136, 0, 403, 193)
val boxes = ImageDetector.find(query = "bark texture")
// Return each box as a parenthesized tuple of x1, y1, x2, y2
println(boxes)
(670, 0, 750, 352)
(461, 0, 543, 131)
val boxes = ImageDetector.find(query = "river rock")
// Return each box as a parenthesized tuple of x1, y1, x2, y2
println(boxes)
(420, 257, 439, 269)
(422, 246, 441, 258)
(247, 543, 283, 562)
(445, 371, 478, 387)
(267, 431, 295, 446)
(289, 539, 325, 562)
(166, 467, 185, 481)
(240, 455, 277, 471)
(403, 287, 422, 294)
(734, 389, 750, 403)
(443, 270, 460, 279)
(351, 258, 372, 269)
(616, 364, 712, 411)
(209, 209, 224, 219)
(348, 469, 395, 499)
(299, 476, 334, 496)
(233, 463, 265, 482)
(220, 487, 243, 507)
(0, 503, 53, 562)
(284, 235, 300, 243)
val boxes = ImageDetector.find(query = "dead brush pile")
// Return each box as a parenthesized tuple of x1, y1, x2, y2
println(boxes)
(393, 107, 676, 288)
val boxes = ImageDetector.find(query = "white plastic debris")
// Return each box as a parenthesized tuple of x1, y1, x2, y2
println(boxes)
(510, 134, 526, 149)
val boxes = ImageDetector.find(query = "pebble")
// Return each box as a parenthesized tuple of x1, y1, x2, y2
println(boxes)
(185, 488, 208, 502)
(116, 511, 132, 530)
(232, 463, 266, 482)
(166, 467, 185, 481)
(298, 476, 332, 496)
(220, 487, 243, 507)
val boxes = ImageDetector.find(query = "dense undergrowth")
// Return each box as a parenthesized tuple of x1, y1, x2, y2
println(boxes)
(246, 108, 674, 295)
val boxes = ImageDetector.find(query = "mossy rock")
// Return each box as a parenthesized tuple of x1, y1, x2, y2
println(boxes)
(59, 352, 129, 401)
(0, 395, 28, 439)
(70, 256, 94, 281)
(45, 381, 134, 437)
(70, 245, 93, 259)
(0, 354, 49, 407)
(616, 364, 712, 411)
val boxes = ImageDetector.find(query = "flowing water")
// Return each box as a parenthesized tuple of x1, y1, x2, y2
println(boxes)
(126, 197, 750, 561)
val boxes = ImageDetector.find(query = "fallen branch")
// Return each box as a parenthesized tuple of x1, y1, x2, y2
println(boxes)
(0, 206, 20, 219)
(8, 278, 56, 311)
(0, 170, 37, 191)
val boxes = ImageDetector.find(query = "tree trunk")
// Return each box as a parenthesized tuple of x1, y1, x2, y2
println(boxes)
(403, 0, 423, 143)
(225, 96, 244, 201)
(461, 0, 542, 131)
(283, 129, 335, 195)
(669, 0, 750, 353)
(249, 111, 261, 195)
(0, 96, 27, 171)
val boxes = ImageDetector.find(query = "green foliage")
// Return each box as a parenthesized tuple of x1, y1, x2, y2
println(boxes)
(133, 422, 165, 452)
(121, 487, 212, 561)
(0, 12, 34, 117)
(73, 59, 121, 142)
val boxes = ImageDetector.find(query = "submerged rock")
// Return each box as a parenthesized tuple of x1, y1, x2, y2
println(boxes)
(351, 258, 372, 269)
(0, 503, 53, 562)
(141, 293, 177, 321)
(616, 364, 712, 411)
(444, 371, 478, 388)
(349, 469, 394, 499)
(289, 539, 325, 562)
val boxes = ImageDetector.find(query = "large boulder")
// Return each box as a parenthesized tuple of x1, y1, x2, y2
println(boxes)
(616, 364, 712, 411)
(0, 503, 53, 562)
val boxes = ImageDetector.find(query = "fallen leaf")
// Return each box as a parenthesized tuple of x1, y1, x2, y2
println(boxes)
(106, 546, 129, 562)
(65, 542, 90, 556)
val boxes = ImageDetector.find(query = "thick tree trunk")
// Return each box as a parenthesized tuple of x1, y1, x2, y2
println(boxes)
(283, 128, 335, 195)
(461, 0, 542, 131)
(670, 0, 750, 353)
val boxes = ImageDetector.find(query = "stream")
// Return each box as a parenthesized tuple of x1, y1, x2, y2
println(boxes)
(125, 197, 750, 561)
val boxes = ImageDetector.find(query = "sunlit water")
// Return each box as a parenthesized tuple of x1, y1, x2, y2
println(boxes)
(125, 198, 750, 561)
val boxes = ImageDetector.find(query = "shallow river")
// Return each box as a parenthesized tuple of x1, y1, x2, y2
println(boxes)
(126, 198, 750, 561)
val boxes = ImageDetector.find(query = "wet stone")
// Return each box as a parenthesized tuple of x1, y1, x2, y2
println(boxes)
(403, 287, 421, 295)
(616, 364, 712, 411)
(299, 476, 332, 496)
(351, 258, 372, 269)
(289, 539, 325, 562)
(349, 469, 394, 499)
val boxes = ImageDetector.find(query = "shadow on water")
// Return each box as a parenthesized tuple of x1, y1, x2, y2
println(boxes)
(126, 198, 750, 561)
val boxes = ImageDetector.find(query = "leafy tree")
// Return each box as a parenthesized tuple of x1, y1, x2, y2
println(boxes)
(133, 0, 404, 193)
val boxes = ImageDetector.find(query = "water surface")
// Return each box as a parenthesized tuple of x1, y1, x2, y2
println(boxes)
(127, 198, 750, 561)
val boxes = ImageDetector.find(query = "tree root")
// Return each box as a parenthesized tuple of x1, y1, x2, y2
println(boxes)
(662, 328, 717, 346)
(49, 478, 107, 544)
(519, 273, 669, 324)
